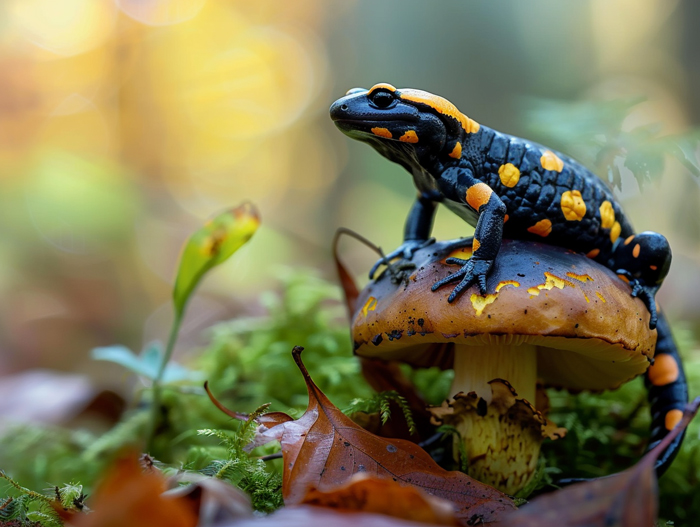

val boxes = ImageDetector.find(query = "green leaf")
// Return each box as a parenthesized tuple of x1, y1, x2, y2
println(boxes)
(91, 343, 202, 383)
(671, 135, 700, 177)
(172, 202, 260, 318)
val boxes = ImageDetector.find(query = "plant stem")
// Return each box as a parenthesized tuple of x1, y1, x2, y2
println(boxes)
(146, 309, 183, 451)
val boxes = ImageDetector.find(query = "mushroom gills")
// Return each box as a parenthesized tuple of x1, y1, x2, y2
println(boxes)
(452, 343, 537, 404)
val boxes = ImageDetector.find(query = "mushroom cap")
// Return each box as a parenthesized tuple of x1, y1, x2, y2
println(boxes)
(352, 239, 656, 392)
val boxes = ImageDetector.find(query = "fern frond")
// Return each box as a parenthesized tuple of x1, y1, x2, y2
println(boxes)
(197, 429, 237, 451)
(0, 495, 30, 521)
(344, 390, 417, 435)
(234, 403, 270, 452)
(0, 471, 52, 506)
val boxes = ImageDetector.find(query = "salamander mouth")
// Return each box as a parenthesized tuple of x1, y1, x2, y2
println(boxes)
(333, 118, 417, 137)
(332, 116, 418, 125)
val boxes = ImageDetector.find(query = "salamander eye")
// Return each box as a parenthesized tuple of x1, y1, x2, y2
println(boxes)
(369, 90, 396, 109)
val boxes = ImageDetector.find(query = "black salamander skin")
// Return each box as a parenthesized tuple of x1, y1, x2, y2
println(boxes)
(330, 83, 687, 480)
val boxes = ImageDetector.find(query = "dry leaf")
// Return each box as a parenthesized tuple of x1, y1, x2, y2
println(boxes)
(206, 347, 516, 525)
(301, 473, 458, 526)
(164, 473, 253, 526)
(68, 452, 198, 527)
(501, 396, 700, 527)
(221, 504, 449, 527)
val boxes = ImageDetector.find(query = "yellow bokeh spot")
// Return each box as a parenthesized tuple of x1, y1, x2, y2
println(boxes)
(174, 9, 324, 141)
(599, 200, 615, 229)
(498, 163, 520, 188)
(540, 150, 564, 172)
(118, 0, 207, 26)
(560, 190, 587, 221)
(10, 0, 116, 56)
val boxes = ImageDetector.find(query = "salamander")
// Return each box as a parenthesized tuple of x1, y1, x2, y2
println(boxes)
(330, 83, 688, 479)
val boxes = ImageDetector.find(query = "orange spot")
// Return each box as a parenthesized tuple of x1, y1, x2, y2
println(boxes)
(495, 280, 520, 292)
(599, 201, 615, 229)
(560, 190, 587, 221)
(399, 89, 480, 134)
(449, 142, 462, 159)
(472, 238, 481, 252)
(360, 296, 378, 317)
(498, 163, 520, 188)
(595, 292, 606, 303)
(665, 409, 683, 431)
(566, 272, 593, 282)
(399, 130, 419, 143)
(465, 183, 493, 211)
(617, 274, 630, 284)
(624, 235, 635, 246)
(650, 265, 658, 271)
(368, 83, 397, 94)
(610, 221, 621, 243)
(632, 244, 641, 258)
(540, 150, 564, 172)
(583, 293, 590, 303)
(371, 127, 392, 139)
(586, 248, 600, 258)
(527, 219, 552, 237)
(503, 214, 509, 223)
(648, 354, 680, 386)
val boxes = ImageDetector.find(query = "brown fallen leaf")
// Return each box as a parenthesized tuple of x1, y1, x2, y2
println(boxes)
(301, 473, 459, 526)
(223, 504, 449, 527)
(206, 346, 516, 525)
(164, 473, 253, 526)
(68, 452, 198, 527)
(501, 396, 700, 527)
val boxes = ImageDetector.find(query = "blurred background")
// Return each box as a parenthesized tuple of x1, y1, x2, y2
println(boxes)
(0, 0, 698, 389)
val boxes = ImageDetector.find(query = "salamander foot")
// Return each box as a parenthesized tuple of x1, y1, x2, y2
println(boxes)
(432, 258, 493, 301)
(617, 270, 659, 330)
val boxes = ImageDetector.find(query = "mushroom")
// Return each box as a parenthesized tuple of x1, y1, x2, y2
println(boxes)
(350, 238, 656, 494)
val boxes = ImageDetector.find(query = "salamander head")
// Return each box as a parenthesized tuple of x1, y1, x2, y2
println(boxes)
(330, 83, 479, 167)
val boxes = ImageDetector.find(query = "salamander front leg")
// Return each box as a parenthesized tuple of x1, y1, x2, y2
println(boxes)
(432, 184, 506, 301)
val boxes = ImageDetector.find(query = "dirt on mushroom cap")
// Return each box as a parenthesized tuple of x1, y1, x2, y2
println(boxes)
(352, 239, 656, 392)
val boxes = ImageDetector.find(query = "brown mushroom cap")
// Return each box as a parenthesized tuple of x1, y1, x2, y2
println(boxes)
(352, 239, 656, 392)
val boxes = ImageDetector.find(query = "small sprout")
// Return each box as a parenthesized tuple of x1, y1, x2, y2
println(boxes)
(173, 202, 260, 318)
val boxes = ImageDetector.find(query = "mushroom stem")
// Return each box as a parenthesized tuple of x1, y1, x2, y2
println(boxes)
(451, 343, 537, 404)
(449, 343, 540, 494)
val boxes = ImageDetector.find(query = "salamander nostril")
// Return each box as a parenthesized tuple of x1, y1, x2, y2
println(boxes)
(341, 104, 348, 111)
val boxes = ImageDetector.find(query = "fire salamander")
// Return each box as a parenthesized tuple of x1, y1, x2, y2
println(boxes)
(330, 83, 688, 479)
